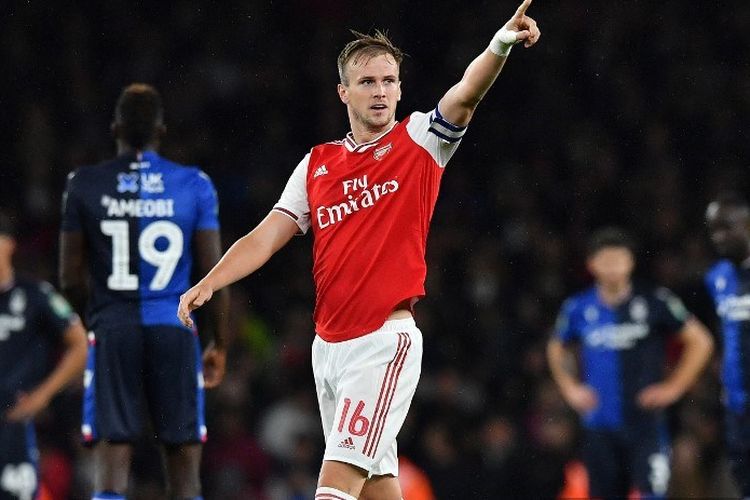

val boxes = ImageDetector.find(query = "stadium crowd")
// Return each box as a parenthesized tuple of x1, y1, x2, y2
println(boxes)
(2, 1, 749, 498)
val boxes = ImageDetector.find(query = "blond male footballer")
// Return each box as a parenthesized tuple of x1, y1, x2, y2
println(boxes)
(178, 2, 541, 498)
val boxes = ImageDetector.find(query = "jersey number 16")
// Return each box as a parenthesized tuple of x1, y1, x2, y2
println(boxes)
(101, 219, 183, 291)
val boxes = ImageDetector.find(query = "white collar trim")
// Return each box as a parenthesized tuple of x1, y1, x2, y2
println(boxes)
(344, 122, 398, 153)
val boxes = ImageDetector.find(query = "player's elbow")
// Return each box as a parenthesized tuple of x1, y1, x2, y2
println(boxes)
(66, 321, 89, 370)
(451, 92, 481, 120)
(460, 92, 483, 110)
(440, 88, 480, 126)
(546, 338, 563, 365)
(698, 326, 715, 357)
(685, 319, 715, 357)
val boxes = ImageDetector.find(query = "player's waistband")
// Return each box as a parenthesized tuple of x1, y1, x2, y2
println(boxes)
(374, 317, 417, 333)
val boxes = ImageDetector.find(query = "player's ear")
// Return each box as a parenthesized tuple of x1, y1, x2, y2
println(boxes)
(585, 257, 597, 277)
(397, 80, 402, 101)
(338, 83, 349, 104)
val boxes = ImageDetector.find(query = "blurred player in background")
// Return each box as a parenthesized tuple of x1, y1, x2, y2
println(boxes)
(59, 83, 229, 500)
(0, 211, 87, 500)
(178, 1, 540, 499)
(547, 227, 713, 499)
(704, 193, 750, 497)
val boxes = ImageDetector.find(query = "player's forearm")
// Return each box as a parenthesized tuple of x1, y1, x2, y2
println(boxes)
(546, 339, 581, 392)
(439, 50, 507, 126)
(454, 49, 507, 107)
(198, 212, 297, 293)
(198, 234, 269, 291)
(666, 319, 714, 394)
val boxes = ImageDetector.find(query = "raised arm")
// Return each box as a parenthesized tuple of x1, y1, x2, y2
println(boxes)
(439, 0, 540, 127)
(177, 212, 299, 328)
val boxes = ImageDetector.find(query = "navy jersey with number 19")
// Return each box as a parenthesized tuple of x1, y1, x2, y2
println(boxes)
(62, 150, 217, 445)
(61, 151, 219, 329)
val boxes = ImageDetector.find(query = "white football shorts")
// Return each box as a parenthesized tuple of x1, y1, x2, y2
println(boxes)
(312, 317, 423, 477)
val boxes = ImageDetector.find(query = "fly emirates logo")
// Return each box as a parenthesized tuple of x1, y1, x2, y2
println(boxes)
(316, 174, 399, 229)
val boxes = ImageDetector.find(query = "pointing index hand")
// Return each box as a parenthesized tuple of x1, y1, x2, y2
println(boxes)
(515, 0, 533, 18)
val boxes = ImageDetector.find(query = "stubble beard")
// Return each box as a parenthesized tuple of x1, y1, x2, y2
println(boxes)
(352, 106, 395, 135)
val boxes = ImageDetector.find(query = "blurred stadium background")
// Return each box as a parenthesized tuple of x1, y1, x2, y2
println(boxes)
(3, 0, 749, 498)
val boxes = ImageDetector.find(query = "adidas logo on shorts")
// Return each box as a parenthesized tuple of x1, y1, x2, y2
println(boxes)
(313, 165, 329, 178)
(337, 436, 355, 450)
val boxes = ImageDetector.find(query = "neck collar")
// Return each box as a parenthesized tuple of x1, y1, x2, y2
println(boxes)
(344, 122, 398, 153)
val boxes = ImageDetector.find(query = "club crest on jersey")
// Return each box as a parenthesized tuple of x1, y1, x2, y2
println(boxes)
(629, 297, 649, 322)
(0, 291, 26, 341)
(9, 289, 26, 315)
(715, 276, 727, 292)
(584, 305, 599, 323)
(373, 142, 392, 161)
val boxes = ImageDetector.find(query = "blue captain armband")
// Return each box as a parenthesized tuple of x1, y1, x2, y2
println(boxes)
(428, 107, 467, 143)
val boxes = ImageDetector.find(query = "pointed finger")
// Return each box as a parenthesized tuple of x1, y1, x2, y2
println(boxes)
(515, 0, 532, 17)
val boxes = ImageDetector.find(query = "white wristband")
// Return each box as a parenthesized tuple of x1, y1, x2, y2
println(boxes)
(488, 27, 518, 57)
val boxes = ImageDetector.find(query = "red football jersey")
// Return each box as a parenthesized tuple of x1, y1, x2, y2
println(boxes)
(274, 108, 466, 341)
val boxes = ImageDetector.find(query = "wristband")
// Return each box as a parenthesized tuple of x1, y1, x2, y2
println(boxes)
(488, 27, 518, 57)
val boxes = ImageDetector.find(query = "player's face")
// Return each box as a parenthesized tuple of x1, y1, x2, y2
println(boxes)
(706, 202, 750, 262)
(338, 53, 402, 133)
(587, 247, 634, 288)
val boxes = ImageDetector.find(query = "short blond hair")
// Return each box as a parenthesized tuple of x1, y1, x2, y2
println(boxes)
(337, 30, 404, 85)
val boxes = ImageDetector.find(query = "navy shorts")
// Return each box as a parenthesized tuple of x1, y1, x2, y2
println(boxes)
(582, 425, 670, 499)
(726, 410, 750, 497)
(0, 421, 38, 500)
(82, 325, 206, 445)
